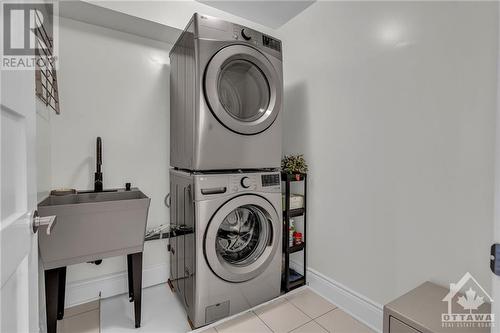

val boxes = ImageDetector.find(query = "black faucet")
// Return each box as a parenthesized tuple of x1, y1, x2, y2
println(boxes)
(94, 137, 103, 192)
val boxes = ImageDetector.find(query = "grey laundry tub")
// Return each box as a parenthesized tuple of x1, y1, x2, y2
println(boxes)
(38, 188, 150, 269)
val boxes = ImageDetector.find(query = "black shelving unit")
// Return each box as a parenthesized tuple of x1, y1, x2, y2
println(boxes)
(282, 172, 307, 292)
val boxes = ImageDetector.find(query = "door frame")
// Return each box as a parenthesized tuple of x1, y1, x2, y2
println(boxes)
(493, 4, 500, 322)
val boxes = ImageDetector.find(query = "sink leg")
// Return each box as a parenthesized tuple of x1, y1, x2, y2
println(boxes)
(129, 252, 143, 328)
(45, 266, 66, 333)
(127, 254, 134, 302)
(57, 267, 67, 320)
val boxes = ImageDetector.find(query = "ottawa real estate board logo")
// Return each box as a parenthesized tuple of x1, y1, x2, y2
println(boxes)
(2, 1, 58, 70)
(441, 272, 494, 329)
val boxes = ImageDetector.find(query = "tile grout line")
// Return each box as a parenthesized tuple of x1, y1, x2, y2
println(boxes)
(255, 289, 339, 333)
(310, 307, 338, 320)
(253, 297, 311, 333)
(286, 319, 315, 333)
(286, 298, 314, 320)
(287, 290, 339, 318)
(315, 307, 373, 333)
(273, 297, 314, 333)
(252, 310, 276, 333)
(313, 309, 338, 333)
(312, 318, 331, 333)
(304, 289, 376, 332)
(287, 299, 318, 322)
(287, 292, 339, 320)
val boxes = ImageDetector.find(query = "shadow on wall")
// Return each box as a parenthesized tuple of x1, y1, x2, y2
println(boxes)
(283, 81, 310, 157)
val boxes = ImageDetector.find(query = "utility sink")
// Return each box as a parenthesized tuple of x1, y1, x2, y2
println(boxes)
(38, 188, 150, 269)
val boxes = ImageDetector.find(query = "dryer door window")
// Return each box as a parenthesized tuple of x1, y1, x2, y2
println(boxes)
(218, 60, 270, 122)
(205, 195, 280, 282)
(205, 45, 282, 135)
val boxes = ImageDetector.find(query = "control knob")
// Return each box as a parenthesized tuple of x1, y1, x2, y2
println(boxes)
(240, 176, 251, 188)
(241, 29, 252, 41)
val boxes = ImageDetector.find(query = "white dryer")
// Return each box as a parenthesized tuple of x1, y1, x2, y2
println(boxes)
(169, 169, 282, 328)
(170, 14, 283, 171)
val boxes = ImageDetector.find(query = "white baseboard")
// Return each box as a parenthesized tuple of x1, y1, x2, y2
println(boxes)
(290, 260, 383, 333)
(65, 263, 168, 307)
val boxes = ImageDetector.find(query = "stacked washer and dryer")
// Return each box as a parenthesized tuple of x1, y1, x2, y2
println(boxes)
(168, 14, 284, 328)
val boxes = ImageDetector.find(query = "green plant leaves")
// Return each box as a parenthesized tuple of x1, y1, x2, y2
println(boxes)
(281, 154, 308, 174)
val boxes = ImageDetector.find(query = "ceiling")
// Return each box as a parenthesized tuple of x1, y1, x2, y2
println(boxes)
(60, 1, 182, 44)
(197, 1, 315, 29)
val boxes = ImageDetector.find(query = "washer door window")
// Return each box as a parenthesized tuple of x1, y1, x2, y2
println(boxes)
(205, 45, 282, 135)
(205, 195, 279, 282)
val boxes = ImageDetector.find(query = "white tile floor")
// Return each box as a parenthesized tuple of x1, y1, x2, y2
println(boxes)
(62, 283, 190, 333)
(61, 284, 375, 333)
(58, 299, 100, 333)
(100, 283, 191, 333)
(201, 288, 375, 333)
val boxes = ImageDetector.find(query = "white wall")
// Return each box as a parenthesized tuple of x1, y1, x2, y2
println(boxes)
(46, 0, 288, 310)
(278, 1, 497, 306)
(85, 0, 275, 35)
(52, 17, 171, 290)
(49, 0, 499, 321)
(50, 1, 282, 306)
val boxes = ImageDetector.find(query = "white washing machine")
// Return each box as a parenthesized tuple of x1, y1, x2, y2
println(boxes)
(169, 13, 283, 171)
(169, 169, 282, 328)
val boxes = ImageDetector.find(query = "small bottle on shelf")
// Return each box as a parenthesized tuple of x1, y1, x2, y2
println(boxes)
(289, 218, 295, 247)
(293, 232, 302, 245)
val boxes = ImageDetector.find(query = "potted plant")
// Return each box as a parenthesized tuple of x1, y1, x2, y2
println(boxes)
(281, 154, 308, 180)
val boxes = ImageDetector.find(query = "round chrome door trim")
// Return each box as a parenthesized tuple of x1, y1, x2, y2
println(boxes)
(204, 45, 282, 135)
(204, 194, 280, 283)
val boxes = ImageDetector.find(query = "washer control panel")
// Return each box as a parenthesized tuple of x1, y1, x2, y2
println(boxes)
(230, 174, 257, 192)
(228, 173, 281, 192)
(196, 172, 281, 199)
(261, 173, 280, 187)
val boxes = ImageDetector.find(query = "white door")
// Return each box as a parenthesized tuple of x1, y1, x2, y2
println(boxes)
(1, 62, 40, 331)
(494, 111, 500, 331)
(494, 16, 500, 332)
